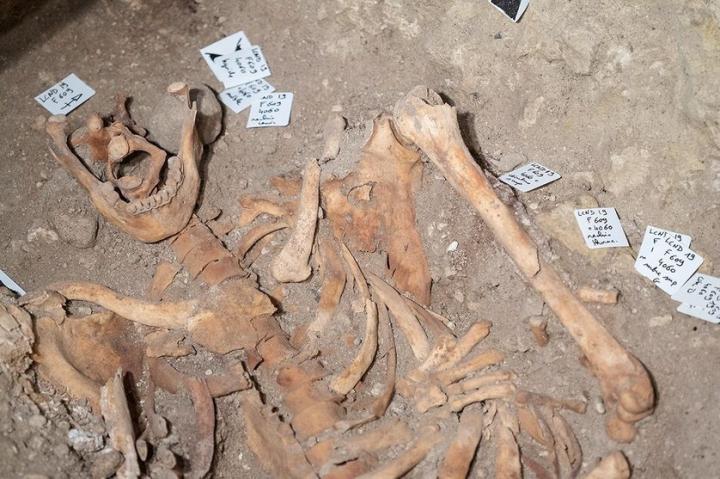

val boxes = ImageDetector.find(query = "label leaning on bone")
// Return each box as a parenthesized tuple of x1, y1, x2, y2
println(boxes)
(247, 92, 294, 128)
(34, 74, 95, 115)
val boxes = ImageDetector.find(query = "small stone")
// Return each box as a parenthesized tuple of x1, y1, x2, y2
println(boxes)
(51, 212, 99, 249)
(28, 414, 46, 428)
(649, 314, 673, 327)
(446, 241, 459, 252)
(67, 428, 104, 452)
(204, 369, 213, 376)
(536, 194, 607, 261)
(593, 396, 606, 415)
(491, 152, 525, 172)
(90, 449, 123, 479)
(197, 205, 222, 222)
(560, 28, 599, 75)
(27, 226, 59, 244)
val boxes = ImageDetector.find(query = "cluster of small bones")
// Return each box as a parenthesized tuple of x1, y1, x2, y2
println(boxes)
(0, 83, 656, 478)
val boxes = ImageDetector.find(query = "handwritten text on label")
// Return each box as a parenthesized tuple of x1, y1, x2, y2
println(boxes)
(247, 93, 294, 128)
(574, 208, 629, 249)
(219, 79, 275, 113)
(636, 235, 703, 295)
(499, 162, 561, 192)
(34, 74, 95, 115)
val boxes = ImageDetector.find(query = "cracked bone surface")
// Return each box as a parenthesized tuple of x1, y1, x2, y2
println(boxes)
(46, 83, 202, 242)
(393, 86, 654, 443)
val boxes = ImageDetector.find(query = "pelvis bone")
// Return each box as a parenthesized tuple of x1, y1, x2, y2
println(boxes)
(46, 84, 202, 243)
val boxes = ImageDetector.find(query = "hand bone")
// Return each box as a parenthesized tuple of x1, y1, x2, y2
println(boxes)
(393, 86, 654, 442)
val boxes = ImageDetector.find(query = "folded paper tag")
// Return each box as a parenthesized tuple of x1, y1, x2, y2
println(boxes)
(215, 46, 271, 88)
(574, 208, 629, 249)
(219, 79, 275, 113)
(635, 226, 692, 279)
(247, 92, 294, 128)
(489, 0, 530, 22)
(677, 302, 720, 324)
(34, 74, 95, 115)
(499, 162, 560, 192)
(200, 31, 251, 82)
(635, 235, 703, 295)
(671, 273, 720, 308)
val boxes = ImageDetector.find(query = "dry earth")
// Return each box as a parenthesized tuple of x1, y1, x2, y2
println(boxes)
(1, 0, 719, 477)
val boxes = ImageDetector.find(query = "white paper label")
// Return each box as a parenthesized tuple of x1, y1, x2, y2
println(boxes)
(215, 46, 270, 88)
(247, 92, 293, 128)
(671, 273, 720, 307)
(574, 208, 629, 249)
(0, 268, 25, 296)
(677, 302, 720, 324)
(634, 226, 692, 279)
(499, 162, 560, 192)
(200, 31, 251, 81)
(635, 235, 703, 295)
(34, 74, 95, 115)
(489, 0, 530, 22)
(219, 79, 275, 113)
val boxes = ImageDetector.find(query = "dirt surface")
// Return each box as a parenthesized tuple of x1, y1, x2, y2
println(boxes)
(1, 0, 719, 477)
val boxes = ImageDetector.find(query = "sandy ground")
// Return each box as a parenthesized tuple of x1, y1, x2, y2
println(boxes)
(1, 0, 719, 477)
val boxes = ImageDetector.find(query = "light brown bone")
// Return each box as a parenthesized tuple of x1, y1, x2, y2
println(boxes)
(238, 196, 295, 227)
(516, 389, 587, 415)
(438, 408, 485, 479)
(356, 424, 442, 479)
(435, 349, 505, 386)
(495, 403, 522, 479)
(271, 159, 320, 282)
(330, 299, 379, 395)
(583, 451, 630, 479)
(529, 316, 549, 347)
(367, 273, 429, 360)
(100, 369, 141, 479)
(449, 382, 517, 413)
(393, 86, 654, 442)
(577, 286, 619, 304)
(147, 260, 181, 301)
(47, 86, 202, 243)
(322, 114, 431, 304)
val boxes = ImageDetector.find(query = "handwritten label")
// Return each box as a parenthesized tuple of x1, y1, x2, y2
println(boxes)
(574, 208, 629, 249)
(671, 273, 720, 307)
(636, 236, 703, 295)
(499, 162, 561, 192)
(200, 31, 251, 82)
(677, 302, 720, 324)
(215, 46, 270, 88)
(34, 74, 95, 115)
(0, 268, 25, 296)
(634, 226, 692, 279)
(247, 93, 293, 128)
(219, 79, 275, 113)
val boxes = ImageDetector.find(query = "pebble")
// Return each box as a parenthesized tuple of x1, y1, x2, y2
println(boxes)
(90, 449, 123, 479)
(67, 428, 104, 452)
(593, 396, 606, 415)
(27, 226, 59, 244)
(649, 314, 673, 327)
(28, 414, 46, 428)
(446, 241, 459, 252)
(51, 212, 99, 249)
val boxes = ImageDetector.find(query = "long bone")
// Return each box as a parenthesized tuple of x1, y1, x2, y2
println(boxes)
(393, 86, 654, 443)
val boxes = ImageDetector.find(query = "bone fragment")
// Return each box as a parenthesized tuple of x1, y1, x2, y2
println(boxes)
(438, 408, 485, 479)
(547, 410, 583, 477)
(436, 320, 492, 371)
(577, 286, 619, 304)
(357, 424, 442, 479)
(147, 260, 181, 301)
(331, 299, 379, 395)
(449, 382, 517, 412)
(435, 349, 505, 386)
(406, 299, 455, 337)
(238, 196, 295, 227)
(516, 389, 587, 414)
(393, 86, 654, 442)
(321, 113, 347, 161)
(327, 419, 413, 469)
(445, 370, 517, 396)
(368, 273, 429, 360)
(583, 451, 630, 479)
(529, 316, 549, 347)
(495, 403, 522, 479)
(270, 174, 302, 196)
(144, 330, 194, 358)
(234, 221, 289, 259)
(101, 369, 140, 479)
(271, 159, 320, 282)
(339, 242, 371, 301)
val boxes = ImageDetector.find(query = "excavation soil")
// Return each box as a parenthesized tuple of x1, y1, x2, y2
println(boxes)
(1, 0, 720, 477)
